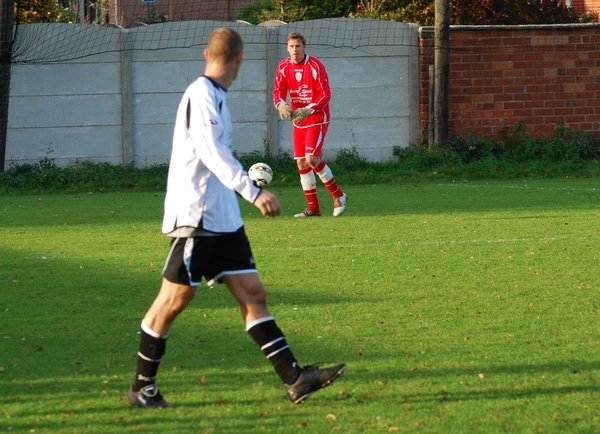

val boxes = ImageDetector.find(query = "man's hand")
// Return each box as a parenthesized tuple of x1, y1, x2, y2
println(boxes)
(276, 103, 293, 120)
(291, 108, 313, 124)
(254, 190, 281, 218)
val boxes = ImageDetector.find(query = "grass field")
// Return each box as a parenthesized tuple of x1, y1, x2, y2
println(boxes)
(1, 178, 599, 433)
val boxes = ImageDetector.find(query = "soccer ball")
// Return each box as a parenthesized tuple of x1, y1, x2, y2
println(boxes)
(248, 162, 273, 187)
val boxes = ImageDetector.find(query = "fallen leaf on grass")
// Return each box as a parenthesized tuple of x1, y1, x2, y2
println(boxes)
(326, 414, 337, 420)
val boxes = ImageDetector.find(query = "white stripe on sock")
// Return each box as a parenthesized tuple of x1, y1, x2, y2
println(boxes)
(245, 316, 274, 331)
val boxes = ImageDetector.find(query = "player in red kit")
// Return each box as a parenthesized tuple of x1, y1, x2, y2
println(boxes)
(273, 32, 347, 217)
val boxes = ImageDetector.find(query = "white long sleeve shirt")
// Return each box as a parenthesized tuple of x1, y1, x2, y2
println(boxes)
(162, 76, 262, 235)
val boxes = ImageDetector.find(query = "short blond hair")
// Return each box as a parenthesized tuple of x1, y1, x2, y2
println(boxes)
(206, 27, 244, 64)
(286, 32, 306, 46)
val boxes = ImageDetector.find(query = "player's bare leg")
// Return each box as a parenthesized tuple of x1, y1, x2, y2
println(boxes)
(144, 280, 197, 335)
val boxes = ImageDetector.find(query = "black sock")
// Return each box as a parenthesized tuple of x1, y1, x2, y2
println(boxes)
(132, 324, 167, 392)
(246, 317, 302, 385)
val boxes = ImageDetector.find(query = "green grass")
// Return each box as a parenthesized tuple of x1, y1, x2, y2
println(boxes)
(1, 179, 600, 433)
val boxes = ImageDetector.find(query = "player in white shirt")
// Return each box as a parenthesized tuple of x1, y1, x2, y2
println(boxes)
(127, 28, 345, 409)
(273, 32, 347, 217)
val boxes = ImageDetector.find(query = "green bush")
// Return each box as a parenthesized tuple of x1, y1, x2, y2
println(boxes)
(394, 122, 600, 172)
(240, 0, 579, 25)
(237, 0, 360, 24)
(0, 159, 168, 194)
(1, 123, 598, 194)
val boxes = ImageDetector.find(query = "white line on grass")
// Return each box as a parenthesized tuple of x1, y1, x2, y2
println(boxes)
(434, 183, 598, 192)
(257, 234, 599, 252)
(2, 234, 598, 261)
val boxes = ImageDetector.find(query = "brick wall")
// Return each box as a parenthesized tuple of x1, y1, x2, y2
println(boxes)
(110, 0, 246, 28)
(419, 25, 600, 142)
(566, 1, 600, 15)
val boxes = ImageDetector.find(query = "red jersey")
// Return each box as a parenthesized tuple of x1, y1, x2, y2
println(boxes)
(273, 54, 331, 127)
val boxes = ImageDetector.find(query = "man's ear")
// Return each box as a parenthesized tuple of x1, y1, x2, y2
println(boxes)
(204, 48, 209, 61)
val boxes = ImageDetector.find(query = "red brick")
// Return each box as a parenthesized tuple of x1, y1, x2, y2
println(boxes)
(533, 108, 554, 116)
(565, 83, 587, 92)
(573, 107, 595, 115)
(545, 53, 567, 61)
(451, 63, 474, 71)
(453, 103, 477, 112)
(565, 115, 587, 123)
(524, 84, 544, 93)
(558, 60, 577, 68)
(504, 69, 524, 78)
(513, 61, 535, 69)
(472, 94, 493, 102)
(574, 91, 596, 99)
(484, 86, 505, 94)
(482, 54, 506, 63)
(530, 92, 556, 102)
(514, 109, 534, 117)
(525, 116, 545, 125)
(492, 110, 513, 118)
(493, 94, 514, 102)
(448, 74, 464, 84)
(471, 111, 494, 119)
(514, 93, 536, 101)
(554, 75, 577, 84)
(472, 78, 494, 87)
(460, 71, 484, 79)
(586, 114, 600, 122)
(504, 101, 525, 110)
(503, 85, 525, 93)
(555, 108, 575, 116)
(503, 53, 526, 62)
(493, 78, 515, 86)
(574, 74, 593, 83)
(545, 100, 566, 108)
(533, 124, 557, 134)
(513, 78, 537, 86)
(452, 96, 474, 104)
(493, 61, 514, 70)
(554, 92, 576, 100)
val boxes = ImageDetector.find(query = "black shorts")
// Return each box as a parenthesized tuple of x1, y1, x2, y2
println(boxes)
(162, 227, 257, 286)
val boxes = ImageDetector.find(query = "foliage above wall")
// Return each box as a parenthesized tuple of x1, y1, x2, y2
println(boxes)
(238, 0, 580, 26)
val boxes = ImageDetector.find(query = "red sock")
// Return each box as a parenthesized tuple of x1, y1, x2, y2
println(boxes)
(314, 161, 342, 198)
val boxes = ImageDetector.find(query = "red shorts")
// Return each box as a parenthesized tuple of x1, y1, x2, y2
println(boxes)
(293, 123, 329, 159)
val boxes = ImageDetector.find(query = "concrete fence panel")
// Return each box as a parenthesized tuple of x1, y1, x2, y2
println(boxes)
(6, 19, 419, 169)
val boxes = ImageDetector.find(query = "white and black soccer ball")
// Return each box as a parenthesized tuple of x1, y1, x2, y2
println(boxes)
(248, 162, 273, 187)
